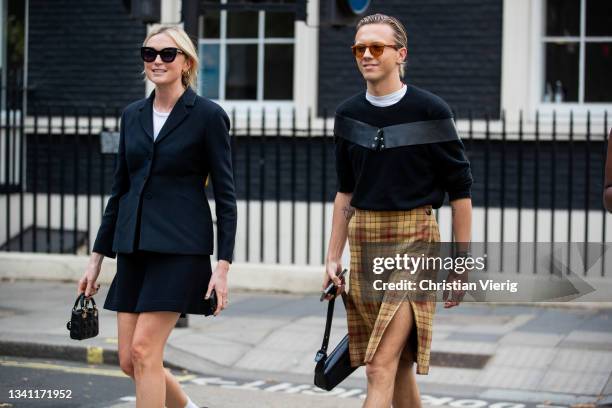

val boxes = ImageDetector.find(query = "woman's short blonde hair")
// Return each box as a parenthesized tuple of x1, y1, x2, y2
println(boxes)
(142, 25, 199, 89)
(356, 14, 408, 78)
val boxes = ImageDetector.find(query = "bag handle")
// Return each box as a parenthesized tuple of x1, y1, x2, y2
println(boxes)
(315, 290, 346, 362)
(73, 293, 97, 310)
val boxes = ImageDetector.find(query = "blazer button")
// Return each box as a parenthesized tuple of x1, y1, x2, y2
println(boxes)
(145, 192, 153, 200)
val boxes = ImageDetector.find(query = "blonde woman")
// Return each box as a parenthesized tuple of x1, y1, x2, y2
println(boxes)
(323, 14, 472, 408)
(77, 25, 237, 408)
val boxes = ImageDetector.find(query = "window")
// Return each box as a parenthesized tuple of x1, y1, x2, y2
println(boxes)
(542, 0, 612, 103)
(198, 1, 295, 102)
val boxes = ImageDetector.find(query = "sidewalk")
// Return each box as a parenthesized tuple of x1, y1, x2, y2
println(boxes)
(1, 279, 611, 407)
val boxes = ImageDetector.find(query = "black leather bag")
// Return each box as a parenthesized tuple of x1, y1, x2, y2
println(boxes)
(314, 292, 357, 391)
(66, 293, 99, 340)
(202, 289, 218, 316)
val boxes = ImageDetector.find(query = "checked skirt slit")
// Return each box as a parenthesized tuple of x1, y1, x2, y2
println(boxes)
(346, 205, 440, 375)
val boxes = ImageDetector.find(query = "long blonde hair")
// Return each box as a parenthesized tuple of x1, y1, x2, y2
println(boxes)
(356, 14, 408, 78)
(143, 25, 199, 89)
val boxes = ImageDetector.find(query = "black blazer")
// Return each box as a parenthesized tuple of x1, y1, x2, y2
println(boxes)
(93, 87, 237, 262)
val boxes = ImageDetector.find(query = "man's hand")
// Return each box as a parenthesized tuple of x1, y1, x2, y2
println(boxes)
(443, 267, 468, 308)
(322, 260, 345, 300)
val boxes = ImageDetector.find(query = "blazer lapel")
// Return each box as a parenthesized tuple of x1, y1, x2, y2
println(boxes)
(138, 91, 155, 141)
(154, 87, 197, 145)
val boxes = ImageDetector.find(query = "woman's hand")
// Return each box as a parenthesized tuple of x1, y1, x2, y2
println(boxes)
(78, 252, 103, 298)
(322, 259, 345, 301)
(206, 260, 230, 316)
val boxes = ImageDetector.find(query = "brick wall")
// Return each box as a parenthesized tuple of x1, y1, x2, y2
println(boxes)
(28, 0, 146, 109)
(318, 0, 503, 118)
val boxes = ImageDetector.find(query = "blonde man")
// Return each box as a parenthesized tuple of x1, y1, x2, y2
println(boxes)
(323, 14, 473, 408)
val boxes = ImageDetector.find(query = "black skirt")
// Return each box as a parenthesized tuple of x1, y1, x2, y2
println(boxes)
(103, 250, 212, 317)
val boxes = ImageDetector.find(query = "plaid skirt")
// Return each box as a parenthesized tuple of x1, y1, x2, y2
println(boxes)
(346, 205, 440, 375)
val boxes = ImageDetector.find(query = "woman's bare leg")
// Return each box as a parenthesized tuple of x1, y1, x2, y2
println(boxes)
(117, 312, 189, 408)
(130, 311, 186, 408)
(363, 301, 417, 408)
(117, 312, 139, 379)
(164, 367, 189, 408)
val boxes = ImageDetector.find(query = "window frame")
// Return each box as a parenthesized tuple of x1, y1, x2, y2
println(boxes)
(198, 2, 296, 107)
(531, 0, 612, 116)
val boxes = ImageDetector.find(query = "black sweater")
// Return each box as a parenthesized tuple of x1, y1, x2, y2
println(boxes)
(335, 84, 473, 210)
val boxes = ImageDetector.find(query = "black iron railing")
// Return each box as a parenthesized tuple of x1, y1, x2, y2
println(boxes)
(0, 95, 610, 269)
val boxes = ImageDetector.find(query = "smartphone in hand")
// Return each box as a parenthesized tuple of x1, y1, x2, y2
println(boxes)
(320, 269, 348, 301)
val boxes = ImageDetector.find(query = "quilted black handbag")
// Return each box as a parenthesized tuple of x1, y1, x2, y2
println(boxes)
(66, 293, 99, 340)
(314, 291, 357, 391)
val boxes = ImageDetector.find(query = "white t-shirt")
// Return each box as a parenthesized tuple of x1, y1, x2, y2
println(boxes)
(365, 84, 407, 107)
(153, 106, 171, 141)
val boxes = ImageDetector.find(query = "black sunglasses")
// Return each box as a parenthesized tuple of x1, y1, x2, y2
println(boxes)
(140, 47, 184, 63)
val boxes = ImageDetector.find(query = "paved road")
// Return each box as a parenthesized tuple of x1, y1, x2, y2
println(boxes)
(0, 355, 135, 407)
(0, 355, 589, 408)
(0, 355, 362, 408)
(1, 280, 611, 407)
